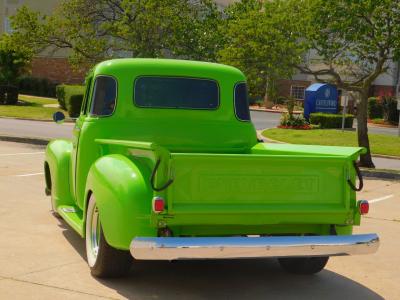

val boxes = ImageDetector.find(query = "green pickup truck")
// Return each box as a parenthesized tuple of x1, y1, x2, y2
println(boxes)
(45, 58, 379, 278)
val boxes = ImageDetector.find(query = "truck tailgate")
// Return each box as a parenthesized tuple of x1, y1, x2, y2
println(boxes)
(166, 153, 356, 222)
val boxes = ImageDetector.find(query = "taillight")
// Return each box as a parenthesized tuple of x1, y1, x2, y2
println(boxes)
(358, 200, 369, 215)
(153, 197, 165, 213)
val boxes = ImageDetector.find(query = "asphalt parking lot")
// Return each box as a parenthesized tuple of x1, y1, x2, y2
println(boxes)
(0, 141, 399, 300)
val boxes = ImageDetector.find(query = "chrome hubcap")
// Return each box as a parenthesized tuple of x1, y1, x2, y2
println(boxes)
(89, 206, 100, 261)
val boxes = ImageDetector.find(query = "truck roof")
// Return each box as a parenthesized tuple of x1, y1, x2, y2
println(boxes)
(93, 58, 246, 80)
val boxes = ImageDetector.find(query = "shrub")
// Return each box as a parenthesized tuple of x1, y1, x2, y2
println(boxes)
(310, 112, 354, 129)
(248, 97, 263, 106)
(275, 96, 286, 105)
(279, 113, 310, 129)
(368, 97, 383, 119)
(56, 85, 67, 110)
(68, 94, 84, 118)
(18, 76, 57, 98)
(56, 84, 85, 117)
(0, 85, 18, 104)
(382, 96, 399, 124)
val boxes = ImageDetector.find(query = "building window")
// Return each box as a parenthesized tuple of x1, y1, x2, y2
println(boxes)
(290, 86, 305, 100)
(4, 18, 13, 34)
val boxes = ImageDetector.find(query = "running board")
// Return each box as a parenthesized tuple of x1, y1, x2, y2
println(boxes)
(57, 205, 84, 237)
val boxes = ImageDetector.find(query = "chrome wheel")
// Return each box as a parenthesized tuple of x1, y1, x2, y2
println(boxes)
(85, 193, 132, 277)
(86, 195, 101, 267)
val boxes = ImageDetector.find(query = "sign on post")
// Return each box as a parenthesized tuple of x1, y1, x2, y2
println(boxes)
(304, 83, 338, 119)
(397, 97, 400, 137)
(341, 95, 348, 132)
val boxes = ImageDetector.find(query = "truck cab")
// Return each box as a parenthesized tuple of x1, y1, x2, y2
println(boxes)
(45, 59, 379, 278)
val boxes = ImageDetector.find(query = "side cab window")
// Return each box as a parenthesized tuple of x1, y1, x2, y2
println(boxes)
(81, 76, 93, 115)
(234, 82, 251, 121)
(90, 76, 117, 117)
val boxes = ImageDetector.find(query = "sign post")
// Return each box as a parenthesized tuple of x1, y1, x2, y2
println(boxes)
(397, 97, 400, 137)
(341, 95, 348, 132)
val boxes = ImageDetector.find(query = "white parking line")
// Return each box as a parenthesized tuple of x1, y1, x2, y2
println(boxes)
(0, 152, 44, 157)
(14, 172, 44, 177)
(369, 194, 394, 203)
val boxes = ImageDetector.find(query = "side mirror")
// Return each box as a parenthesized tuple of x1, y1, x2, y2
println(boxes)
(53, 111, 65, 124)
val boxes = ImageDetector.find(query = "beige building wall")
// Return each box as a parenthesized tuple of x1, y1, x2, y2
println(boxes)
(0, 0, 61, 35)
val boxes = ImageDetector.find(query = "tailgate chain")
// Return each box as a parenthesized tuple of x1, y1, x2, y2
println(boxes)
(150, 158, 174, 192)
(347, 161, 363, 192)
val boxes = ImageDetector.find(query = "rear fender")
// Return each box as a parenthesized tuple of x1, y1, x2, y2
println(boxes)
(45, 140, 74, 208)
(85, 154, 155, 250)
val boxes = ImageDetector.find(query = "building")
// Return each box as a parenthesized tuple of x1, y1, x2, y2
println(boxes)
(1, 0, 90, 84)
(277, 58, 400, 102)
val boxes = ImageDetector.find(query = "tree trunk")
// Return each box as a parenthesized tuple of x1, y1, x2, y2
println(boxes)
(264, 78, 274, 109)
(357, 92, 375, 168)
(264, 96, 274, 109)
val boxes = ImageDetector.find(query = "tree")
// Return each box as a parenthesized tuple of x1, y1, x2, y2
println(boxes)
(218, 0, 306, 106)
(221, 0, 400, 167)
(8, 0, 223, 69)
(294, 0, 400, 167)
(0, 35, 31, 85)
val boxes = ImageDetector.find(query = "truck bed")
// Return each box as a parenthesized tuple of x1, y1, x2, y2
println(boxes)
(96, 139, 364, 231)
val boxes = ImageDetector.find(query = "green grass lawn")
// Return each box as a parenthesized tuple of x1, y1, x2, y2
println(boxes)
(0, 94, 68, 120)
(262, 128, 400, 157)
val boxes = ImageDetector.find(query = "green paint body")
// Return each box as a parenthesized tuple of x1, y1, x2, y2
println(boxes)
(45, 59, 363, 250)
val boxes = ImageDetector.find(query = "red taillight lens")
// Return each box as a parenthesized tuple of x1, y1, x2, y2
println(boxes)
(358, 200, 369, 215)
(153, 197, 165, 213)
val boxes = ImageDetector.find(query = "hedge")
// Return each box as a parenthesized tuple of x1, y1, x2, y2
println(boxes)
(310, 112, 354, 129)
(368, 97, 383, 119)
(0, 85, 18, 105)
(368, 97, 399, 124)
(56, 85, 85, 118)
(382, 97, 399, 124)
(18, 76, 57, 98)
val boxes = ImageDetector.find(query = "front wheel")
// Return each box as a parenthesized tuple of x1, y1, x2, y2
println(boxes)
(85, 194, 132, 278)
(278, 256, 329, 275)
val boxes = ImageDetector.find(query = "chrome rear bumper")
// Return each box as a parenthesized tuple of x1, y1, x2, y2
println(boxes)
(130, 234, 379, 260)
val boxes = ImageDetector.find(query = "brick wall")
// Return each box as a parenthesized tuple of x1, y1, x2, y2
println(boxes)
(31, 57, 86, 84)
(370, 85, 396, 97)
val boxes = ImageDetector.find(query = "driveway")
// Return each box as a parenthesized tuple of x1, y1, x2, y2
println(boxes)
(0, 141, 399, 299)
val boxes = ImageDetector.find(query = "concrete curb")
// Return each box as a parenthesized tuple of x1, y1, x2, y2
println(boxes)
(371, 154, 400, 160)
(0, 116, 75, 123)
(361, 169, 400, 181)
(367, 122, 398, 129)
(0, 135, 49, 146)
(250, 107, 302, 114)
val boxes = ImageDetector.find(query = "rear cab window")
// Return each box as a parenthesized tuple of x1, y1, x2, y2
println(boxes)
(234, 83, 251, 121)
(134, 76, 219, 109)
(90, 76, 117, 117)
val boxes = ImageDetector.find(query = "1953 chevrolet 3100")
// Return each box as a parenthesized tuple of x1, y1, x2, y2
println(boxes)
(45, 59, 379, 278)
